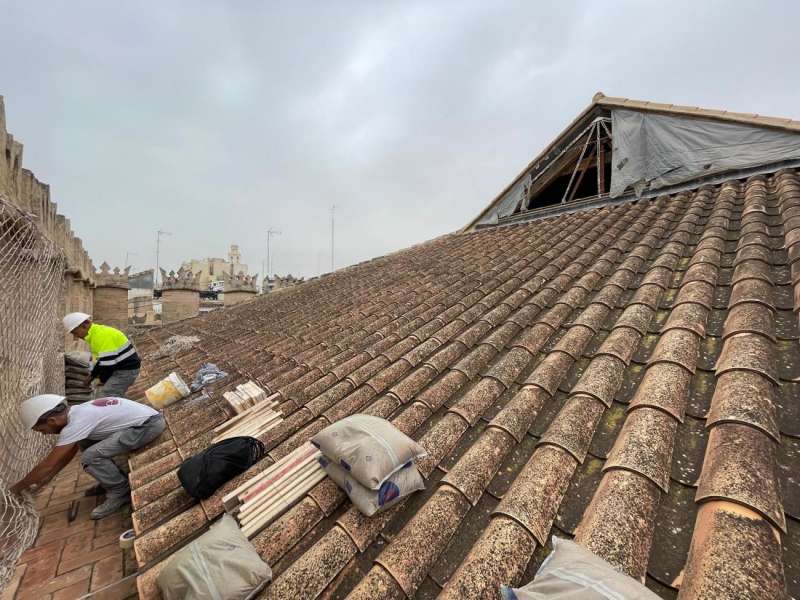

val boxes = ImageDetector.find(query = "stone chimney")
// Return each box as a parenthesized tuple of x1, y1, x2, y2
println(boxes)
(93, 262, 129, 329)
(160, 267, 201, 323)
(223, 271, 258, 307)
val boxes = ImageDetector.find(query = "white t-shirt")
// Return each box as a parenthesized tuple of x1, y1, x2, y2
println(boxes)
(56, 398, 159, 446)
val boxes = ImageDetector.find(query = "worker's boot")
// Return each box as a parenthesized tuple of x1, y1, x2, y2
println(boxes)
(91, 494, 130, 520)
(84, 484, 105, 497)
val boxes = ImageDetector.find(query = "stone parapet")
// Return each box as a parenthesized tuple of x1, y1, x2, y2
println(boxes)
(0, 96, 95, 285)
(264, 273, 305, 293)
(95, 262, 130, 289)
(224, 271, 258, 292)
(160, 267, 201, 292)
(93, 263, 129, 329)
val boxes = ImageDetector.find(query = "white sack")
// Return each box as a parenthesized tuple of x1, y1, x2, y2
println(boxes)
(500, 537, 660, 600)
(321, 457, 425, 516)
(311, 414, 427, 490)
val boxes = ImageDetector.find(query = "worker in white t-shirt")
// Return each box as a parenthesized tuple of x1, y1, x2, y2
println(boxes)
(11, 395, 166, 520)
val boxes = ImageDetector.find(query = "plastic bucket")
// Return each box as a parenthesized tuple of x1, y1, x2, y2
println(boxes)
(145, 372, 190, 409)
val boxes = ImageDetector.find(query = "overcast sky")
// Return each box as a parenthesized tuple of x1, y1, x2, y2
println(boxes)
(3, 1, 800, 279)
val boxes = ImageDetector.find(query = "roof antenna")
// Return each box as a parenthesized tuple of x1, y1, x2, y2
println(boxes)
(330, 205, 336, 273)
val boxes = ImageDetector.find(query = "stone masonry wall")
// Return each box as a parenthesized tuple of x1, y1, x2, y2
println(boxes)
(223, 290, 256, 306)
(162, 289, 199, 323)
(94, 286, 128, 329)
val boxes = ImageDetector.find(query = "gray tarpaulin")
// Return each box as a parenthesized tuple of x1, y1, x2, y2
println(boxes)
(610, 109, 800, 198)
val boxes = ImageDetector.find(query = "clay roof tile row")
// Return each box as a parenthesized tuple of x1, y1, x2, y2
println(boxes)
(127, 170, 800, 600)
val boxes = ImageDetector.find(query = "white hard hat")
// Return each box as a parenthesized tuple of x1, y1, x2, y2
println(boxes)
(63, 312, 91, 332)
(20, 394, 66, 429)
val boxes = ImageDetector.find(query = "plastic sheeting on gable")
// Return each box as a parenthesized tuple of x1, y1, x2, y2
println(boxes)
(610, 109, 800, 198)
(478, 176, 526, 225)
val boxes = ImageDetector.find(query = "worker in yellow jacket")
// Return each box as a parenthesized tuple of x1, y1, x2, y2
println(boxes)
(63, 313, 141, 397)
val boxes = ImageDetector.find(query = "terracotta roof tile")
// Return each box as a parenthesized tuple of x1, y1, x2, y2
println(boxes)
(571, 355, 627, 406)
(490, 386, 549, 443)
(130, 480, 193, 530)
(482, 347, 530, 388)
(441, 427, 516, 505)
(628, 362, 692, 421)
(263, 525, 357, 599)
(416, 372, 468, 411)
(706, 370, 780, 441)
(449, 378, 506, 425)
(372, 486, 471, 597)
(524, 351, 574, 396)
(391, 402, 434, 436)
(134, 505, 206, 567)
(715, 331, 779, 384)
(604, 407, 678, 492)
(537, 394, 606, 463)
(680, 502, 788, 599)
(493, 445, 578, 545)
(648, 328, 701, 373)
(696, 423, 786, 532)
(131, 469, 181, 510)
(575, 469, 662, 579)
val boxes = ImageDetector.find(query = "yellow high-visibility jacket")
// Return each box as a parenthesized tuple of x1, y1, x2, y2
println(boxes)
(85, 323, 141, 382)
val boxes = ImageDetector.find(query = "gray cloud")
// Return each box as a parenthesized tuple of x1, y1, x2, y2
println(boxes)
(3, 1, 800, 278)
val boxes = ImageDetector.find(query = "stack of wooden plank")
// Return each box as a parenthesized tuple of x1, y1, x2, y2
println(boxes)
(223, 380, 269, 413)
(212, 392, 282, 444)
(223, 442, 326, 538)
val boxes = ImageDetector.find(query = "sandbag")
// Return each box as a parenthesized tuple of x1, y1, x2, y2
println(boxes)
(500, 537, 661, 600)
(65, 351, 91, 368)
(311, 414, 427, 490)
(66, 394, 92, 405)
(157, 514, 271, 600)
(178, 437, 266, 500)
(320, 457, 424, 516)
(65, 381, 91, 389)
(65, 388, 92, 396)
(65, 365, 90, 375)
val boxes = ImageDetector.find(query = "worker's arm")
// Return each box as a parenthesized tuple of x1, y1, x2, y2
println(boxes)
(10, 444, 78, 494)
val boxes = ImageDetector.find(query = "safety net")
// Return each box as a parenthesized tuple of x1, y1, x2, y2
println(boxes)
(0, 195, 66, 590)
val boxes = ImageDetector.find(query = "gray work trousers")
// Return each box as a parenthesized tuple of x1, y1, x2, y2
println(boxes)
(79, 414, 165, 498)
(94, 368, 140, 398)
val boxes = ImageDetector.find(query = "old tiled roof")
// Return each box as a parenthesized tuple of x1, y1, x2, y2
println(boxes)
(126, 169, 800, 600)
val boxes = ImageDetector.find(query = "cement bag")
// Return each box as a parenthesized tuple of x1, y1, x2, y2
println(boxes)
(320, 456, 425, 516)
(157, 514, 271, 600)
(500, 537, 660, 600)
(311, 414, 427, 490)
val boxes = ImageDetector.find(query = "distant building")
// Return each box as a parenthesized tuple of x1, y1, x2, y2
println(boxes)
(127, 269, 156, 324)
(128, 269, 154, 296)
(182, 245, 248, 290)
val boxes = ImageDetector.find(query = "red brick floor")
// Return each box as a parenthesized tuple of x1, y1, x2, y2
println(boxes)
(3, 458, 138, 600)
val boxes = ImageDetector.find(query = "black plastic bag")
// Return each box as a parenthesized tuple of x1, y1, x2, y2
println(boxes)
(178, 436, 265, 500)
